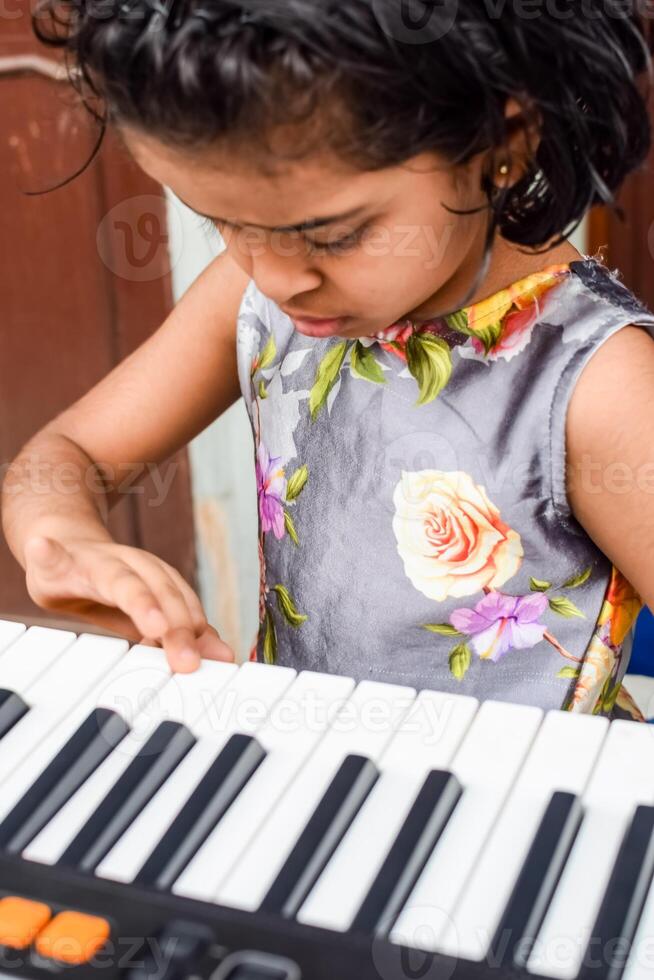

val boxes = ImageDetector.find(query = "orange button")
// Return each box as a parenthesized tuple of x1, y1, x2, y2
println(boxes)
(35, 911, 110, 965)
(0, 896, 52, 949)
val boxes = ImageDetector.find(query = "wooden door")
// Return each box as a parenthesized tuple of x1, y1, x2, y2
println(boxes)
(588, 108, 654, 310)
(0, 6, 197, 625)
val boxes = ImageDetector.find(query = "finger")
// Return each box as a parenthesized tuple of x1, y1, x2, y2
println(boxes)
(127, 551, 207, 639)
(88, 558, 170, 640)
(161, 627, 203, 673)
(161, 564, 208, 636)
(114, 553, 197, 641)
(197, 624, 236, 663)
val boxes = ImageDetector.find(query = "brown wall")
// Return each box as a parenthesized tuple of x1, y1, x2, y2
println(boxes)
(0, 8, 197, 622)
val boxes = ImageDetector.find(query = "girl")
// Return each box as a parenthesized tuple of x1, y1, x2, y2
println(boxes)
(5, 0, 654, 721)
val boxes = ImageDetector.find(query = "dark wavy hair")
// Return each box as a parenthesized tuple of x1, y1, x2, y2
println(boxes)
(32, 0, 654, 271)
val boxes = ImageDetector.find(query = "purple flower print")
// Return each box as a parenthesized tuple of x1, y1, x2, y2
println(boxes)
(256, 443, 287, 540)
(450, 591, 549, 662)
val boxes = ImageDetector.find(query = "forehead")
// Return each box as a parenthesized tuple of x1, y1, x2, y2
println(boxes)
(118, 124, 442, 225)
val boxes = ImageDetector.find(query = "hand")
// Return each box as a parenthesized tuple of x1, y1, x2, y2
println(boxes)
(23, 535, 235, 673)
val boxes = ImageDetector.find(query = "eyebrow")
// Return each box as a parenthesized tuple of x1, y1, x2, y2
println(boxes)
(175, 195, 369, 233)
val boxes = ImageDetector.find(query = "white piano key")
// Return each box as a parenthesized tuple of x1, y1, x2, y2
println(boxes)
(0, 625, 76, 695)
(97, 662, 296, 884)
(174, 669, 356, 902)
(623, 862, 654, 980)
(298, 690, 479, 932)
(0, 633, 128, 788)
(391, 699, 543, 952)
(24, 658, 237, 865)
(435, 710, 609, 961)
(0, 642, 163, 823)
(0, 620, 27, 654)
(216, 679, 416, 913)
(527, 720, 654, 980)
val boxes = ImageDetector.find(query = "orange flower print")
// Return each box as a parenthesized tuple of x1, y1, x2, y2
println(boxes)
(373, 264, 570, 370)
(457, 264, 570, 362)
(392, 470, 523, 601)
(603, 567, 642, 646)
(568, 633, 615, 713)
(566, 565, 643, 716)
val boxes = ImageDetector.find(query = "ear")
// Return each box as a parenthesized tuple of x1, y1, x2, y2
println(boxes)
(494, 96, 542, 188)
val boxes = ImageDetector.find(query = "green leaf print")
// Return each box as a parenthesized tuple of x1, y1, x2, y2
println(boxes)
(284, 511, 299, 546)
(423, 623, 463, 637)
(258, 334, 277, 372)
(604, 681, 622, 712)
(449, 642, 472, 681)
(444, 309, 502, 355)
(351, 341, 386, 385)
(561, 567, 592, 589)
(549, 596, 586, 619)
(286, 465, 309, 501)
(593, 675, 621, 715)
(530, 578, 552, 592)
(557, 666, 581, 679)
(263, 607, 277, 665)
(309, 341, 350, 421)
(258, 380, 268, 399)
(406, 333, 453, 406)
(472, 321, 503, 356)
(444, 310, 470, 334)
(272, 584, 308, 627)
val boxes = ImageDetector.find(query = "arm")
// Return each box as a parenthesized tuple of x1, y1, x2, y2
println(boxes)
(566, 325, 654, 610)
(2, 249, 251, 671)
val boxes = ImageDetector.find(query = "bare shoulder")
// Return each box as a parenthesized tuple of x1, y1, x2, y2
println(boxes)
(178, 248, 251, 321)
(567, 325, 654, 458)
(566, 324, 654, 607)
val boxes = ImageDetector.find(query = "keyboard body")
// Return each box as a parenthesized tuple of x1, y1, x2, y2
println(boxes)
(0, 851, 501, 980)
(0, 620, 652, 980)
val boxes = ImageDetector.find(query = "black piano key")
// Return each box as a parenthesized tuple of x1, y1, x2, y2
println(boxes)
(350, 768, 462, 937)
(578, 804, 654, 980)
(134, 732, 266, 891)
(490, 790, 584, 969)
(0, 688, 29, 740)
(260, 754, 380, 919)
(0, 708, 129, 854)
(58, 721, 196, 873)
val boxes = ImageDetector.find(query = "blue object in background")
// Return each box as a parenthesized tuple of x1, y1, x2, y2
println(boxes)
(630, 608, 654, 676)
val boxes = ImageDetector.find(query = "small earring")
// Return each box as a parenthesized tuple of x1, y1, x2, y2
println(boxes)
(498, 163, 510, 176)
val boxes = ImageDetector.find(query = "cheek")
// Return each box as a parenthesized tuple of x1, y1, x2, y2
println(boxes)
(368, 210, 475, 285)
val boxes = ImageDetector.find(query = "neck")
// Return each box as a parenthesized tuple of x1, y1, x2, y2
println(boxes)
(408, 234, 584, 324)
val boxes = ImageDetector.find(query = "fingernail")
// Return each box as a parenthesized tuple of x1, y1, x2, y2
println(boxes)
(179, 648, 201, 669)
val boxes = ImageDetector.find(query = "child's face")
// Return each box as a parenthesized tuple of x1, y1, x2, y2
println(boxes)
(121, 126, 495, 338)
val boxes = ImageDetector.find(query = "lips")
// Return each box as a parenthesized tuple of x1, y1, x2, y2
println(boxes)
(284, 311, 343, 322)
(287, 312, 350, 338)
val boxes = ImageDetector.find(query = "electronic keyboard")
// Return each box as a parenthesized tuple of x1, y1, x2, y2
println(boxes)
(0, 619, 652, 980)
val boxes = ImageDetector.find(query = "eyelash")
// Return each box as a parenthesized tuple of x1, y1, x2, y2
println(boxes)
(307, 226, 366, 255)
(197, 216, 366, 256)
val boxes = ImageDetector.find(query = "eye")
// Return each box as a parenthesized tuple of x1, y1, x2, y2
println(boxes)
(306, 223, 369, 256)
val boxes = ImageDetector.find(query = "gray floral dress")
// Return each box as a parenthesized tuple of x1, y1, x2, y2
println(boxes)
(236, 255, 654, 721)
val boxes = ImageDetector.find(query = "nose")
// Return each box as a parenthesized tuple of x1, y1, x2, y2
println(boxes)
(248, 233, 322, 306)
